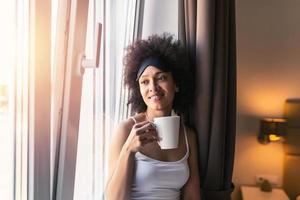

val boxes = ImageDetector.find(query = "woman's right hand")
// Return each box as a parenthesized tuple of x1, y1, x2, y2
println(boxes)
(123, 120, 158, 153)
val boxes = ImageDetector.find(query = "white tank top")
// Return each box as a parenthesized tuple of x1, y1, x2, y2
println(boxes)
(130, 117, 190, 200)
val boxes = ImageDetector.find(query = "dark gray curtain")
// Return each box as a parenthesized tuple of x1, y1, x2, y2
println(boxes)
(179, 0, 236, 199)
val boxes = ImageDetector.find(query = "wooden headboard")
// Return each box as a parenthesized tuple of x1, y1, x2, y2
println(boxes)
(283, 99, 300, 199)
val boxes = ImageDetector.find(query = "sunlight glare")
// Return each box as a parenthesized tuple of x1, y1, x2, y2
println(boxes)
(0, 1, 16, 199)
(0, 1, 15, 84)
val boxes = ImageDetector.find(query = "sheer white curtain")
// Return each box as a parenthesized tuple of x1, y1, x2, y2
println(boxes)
(99, 0, 142, 195)
(51, 0, 142, 199)
(74, 0, 142, 199)
(113, 0, 143, 123)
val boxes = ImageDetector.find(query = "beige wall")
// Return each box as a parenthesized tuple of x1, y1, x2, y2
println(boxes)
(142, 0, 178, 39)
(233, 0, 300, 199)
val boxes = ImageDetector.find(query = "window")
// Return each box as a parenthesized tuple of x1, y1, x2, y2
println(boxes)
(0, 1, 17, 199)
(0, 0, 51, 199)
(72, 0, 140, 199)
(0, 0, 30, 199)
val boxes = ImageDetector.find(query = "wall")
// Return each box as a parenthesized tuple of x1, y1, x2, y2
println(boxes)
(233, 0, 300, 199)
(142, 0, 178, 38)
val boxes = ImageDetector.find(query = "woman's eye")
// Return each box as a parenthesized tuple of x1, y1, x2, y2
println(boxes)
(140, 80, 148, 85)
(157, 75, 166, 81)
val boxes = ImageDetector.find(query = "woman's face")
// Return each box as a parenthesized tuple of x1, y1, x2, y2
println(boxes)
(138, 66, 177, 112)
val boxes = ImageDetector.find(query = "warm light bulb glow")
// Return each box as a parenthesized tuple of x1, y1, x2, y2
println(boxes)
(238, 86, 286, 116)
(264, 118, 286, 123)
(238, 77, 300, 117)
(269, 134, 281, 142)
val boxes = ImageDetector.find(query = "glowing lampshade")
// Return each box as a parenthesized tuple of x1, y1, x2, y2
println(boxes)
(258, 118, 287, 144)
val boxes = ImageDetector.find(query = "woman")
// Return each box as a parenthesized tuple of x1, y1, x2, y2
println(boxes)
(105, 34, 201, 200)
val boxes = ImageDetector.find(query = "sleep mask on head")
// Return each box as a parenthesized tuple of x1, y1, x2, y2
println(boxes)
(136, 57, 170, 80)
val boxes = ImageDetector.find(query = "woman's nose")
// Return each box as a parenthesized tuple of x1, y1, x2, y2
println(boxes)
(149, 80, 158, 92)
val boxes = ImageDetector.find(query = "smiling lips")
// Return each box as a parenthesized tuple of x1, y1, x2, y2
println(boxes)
(149, 94, 163, 101)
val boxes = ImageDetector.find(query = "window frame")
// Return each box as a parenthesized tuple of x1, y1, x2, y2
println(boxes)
(54, 0, 90, 199)
(28, 0, 51, 200)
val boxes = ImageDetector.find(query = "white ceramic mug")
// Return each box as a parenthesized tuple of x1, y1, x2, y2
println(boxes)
(153, 115, 180, 149)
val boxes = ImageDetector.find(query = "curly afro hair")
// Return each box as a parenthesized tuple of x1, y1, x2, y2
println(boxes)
(123, 33, 194, 118)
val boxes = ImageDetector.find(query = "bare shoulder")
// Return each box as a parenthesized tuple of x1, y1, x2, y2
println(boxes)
(107, 116, 137, 182)
(185, 126, 198, 143)
(184, 125, 199, 155)
(182, 125, 201, 199)
(112, 118, 135, 143)
(111, 113, 145, 143)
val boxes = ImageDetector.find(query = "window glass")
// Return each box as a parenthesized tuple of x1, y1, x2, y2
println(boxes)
(0, 0, 29, 199)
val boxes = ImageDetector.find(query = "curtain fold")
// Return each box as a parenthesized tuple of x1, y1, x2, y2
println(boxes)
(97, 0, 141, 198)
(113, 0, 142, 124)
(51, 0, 141, 199)
(180, 0, 236, 199)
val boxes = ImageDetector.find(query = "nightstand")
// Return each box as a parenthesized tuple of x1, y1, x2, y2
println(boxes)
(241, 186, 289, 200)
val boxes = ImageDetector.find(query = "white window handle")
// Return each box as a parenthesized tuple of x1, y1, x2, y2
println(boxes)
(77, 23, 102, 75)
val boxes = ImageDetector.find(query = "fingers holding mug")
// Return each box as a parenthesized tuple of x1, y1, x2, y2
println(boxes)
(126, 121, 158, 152)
